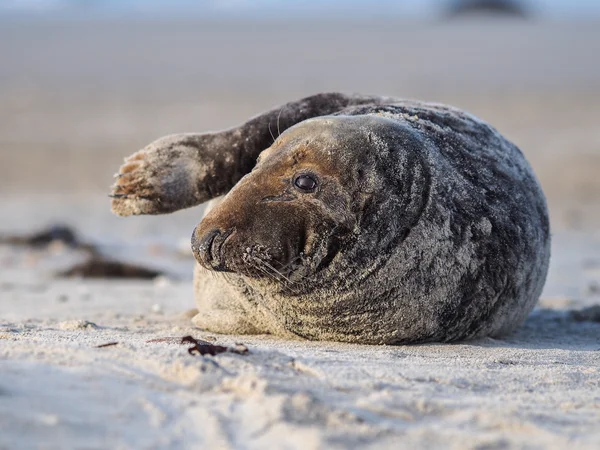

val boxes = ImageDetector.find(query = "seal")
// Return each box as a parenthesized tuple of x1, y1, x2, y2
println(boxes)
(111, 93, 550, 344)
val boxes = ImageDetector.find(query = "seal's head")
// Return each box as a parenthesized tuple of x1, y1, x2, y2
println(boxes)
(191, 115, 429, 296)
(191, 117, 365, 290)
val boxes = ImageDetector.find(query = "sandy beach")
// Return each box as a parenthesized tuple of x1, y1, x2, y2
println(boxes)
(1, 18, 599, 449)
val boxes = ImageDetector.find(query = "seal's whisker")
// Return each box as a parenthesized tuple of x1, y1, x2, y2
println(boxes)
(275, 255, 304, 272)
(250, 260, 282, 285)
(258, 259, 294, 285)
(276, 106, 284, 138)
(251, 259, 286, 285)
(213, 271, 225, 284)
(270, 254, 308, 276)
(215, 271, 228, 283)
(268, 122, 276, 144)
(269, 264, 308, 295)
(250, 256, 303, 295)
(260, 261, 303, 295)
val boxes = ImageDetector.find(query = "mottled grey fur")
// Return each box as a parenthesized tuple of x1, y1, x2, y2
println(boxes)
(111, 93, 550, 344)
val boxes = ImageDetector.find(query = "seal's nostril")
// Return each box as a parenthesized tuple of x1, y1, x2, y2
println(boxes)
(191, 228, 234, 271)
(191, 229, 220, 266)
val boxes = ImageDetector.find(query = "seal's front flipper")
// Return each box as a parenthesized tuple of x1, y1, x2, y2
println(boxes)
(111, 133, 227, 216)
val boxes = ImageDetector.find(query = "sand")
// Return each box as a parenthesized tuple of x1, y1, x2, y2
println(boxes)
(1, 17, 599, 449)
(1, 225, 599, 449)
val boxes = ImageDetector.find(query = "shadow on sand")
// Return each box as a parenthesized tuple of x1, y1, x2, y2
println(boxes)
(470, 307, 600, 351)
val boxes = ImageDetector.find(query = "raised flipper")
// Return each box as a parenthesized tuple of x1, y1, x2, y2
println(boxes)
(110, 92, 387, 216)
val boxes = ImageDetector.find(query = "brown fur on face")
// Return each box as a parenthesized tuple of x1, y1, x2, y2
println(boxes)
(191, 118, 369, 288)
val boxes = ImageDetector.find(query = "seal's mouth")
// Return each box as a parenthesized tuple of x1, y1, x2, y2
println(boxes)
(192, 228, 234, 271)
(192, 218, 345, 295)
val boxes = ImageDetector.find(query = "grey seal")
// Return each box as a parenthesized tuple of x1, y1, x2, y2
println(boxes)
(110, 93, 550, 344)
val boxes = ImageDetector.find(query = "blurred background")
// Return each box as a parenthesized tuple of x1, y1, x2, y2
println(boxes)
(0, 0, 599, 244)
(2, 5, 600, 447)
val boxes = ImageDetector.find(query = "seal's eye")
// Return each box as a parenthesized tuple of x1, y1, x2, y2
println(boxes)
(293, 173, 318, 192)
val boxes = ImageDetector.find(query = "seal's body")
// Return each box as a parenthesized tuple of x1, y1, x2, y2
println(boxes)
(111, 93, 550, 344)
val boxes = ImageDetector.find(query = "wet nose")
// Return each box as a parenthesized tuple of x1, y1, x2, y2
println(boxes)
(191, 227, 232, 271)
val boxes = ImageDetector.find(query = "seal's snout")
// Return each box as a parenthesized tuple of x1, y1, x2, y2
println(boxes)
(191, 227, 233, 271)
